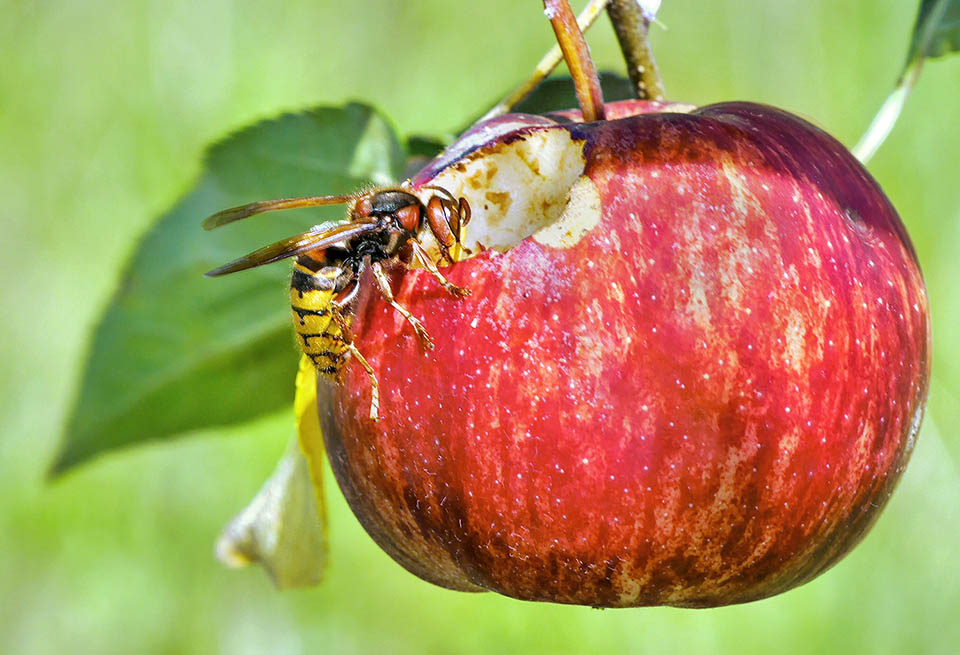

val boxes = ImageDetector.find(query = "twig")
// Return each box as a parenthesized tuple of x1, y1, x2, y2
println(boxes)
(544, 0, 606, 121)
(480, 0, 609, 122)
(606, 0, 665, 100)
(852, 60, 923, 164)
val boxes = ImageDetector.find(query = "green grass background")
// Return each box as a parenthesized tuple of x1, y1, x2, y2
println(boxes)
(2, 1, 960, 653)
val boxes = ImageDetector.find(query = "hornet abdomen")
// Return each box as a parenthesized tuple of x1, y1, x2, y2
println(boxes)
(290, 263, 349, 381)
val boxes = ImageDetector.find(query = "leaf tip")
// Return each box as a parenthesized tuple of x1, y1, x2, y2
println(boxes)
(45, 444, 78, 481)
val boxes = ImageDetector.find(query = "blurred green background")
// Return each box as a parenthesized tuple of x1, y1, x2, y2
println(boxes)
(2, 1, 959, 653)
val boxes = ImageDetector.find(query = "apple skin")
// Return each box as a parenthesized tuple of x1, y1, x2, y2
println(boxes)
(317, 101, 930, 607)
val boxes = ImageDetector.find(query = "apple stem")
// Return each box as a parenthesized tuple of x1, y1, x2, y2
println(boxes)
(852, 58, 923, 164)
(544, 0, 606, 121)
(606, 0, 665, 100)
(479, 0, 610, 123)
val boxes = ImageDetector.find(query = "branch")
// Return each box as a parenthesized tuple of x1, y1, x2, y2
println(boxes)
(606, 0, 665, 100)
(480, 0, 609, 122)
(544, 0, 606, 121)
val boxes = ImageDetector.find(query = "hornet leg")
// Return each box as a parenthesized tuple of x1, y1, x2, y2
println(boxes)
(410, 239, 471, 298)
(371, 261, 435, 351)
(347, 342, 380, 421)
(331, 292, 380, 421)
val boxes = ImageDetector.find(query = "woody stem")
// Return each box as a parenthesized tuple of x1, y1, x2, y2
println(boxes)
(606, 0, 665, 100)
(544, 0, 606, 121)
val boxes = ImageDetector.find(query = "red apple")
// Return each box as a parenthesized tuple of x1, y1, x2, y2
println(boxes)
(316, 100, 930, 607)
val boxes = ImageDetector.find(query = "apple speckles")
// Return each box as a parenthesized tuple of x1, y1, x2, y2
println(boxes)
(319, 101, 930, 608)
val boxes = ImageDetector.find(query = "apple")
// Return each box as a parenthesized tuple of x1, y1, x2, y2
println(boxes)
(315, 99, 930, 607)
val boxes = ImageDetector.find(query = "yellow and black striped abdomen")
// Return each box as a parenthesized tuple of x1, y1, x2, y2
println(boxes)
(290, 263, 350, 381)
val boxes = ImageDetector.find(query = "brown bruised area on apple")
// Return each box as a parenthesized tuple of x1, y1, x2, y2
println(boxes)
(315, 101, 930, 607)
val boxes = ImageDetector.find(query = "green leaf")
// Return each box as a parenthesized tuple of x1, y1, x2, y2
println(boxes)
(854, 0, 959, 163)
(511, 72, 636, 115)
(53, 103, 406, 475)
(402, 134, 452, 179)
(906, 0, 960, 67)
(215, 435, 327, 589)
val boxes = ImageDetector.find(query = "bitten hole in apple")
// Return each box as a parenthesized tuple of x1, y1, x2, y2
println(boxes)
(411, 127, 594, 262)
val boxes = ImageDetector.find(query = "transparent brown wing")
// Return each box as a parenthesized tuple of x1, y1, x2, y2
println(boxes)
(205, 222, 378, 277)
(202, 194, 355, 230)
